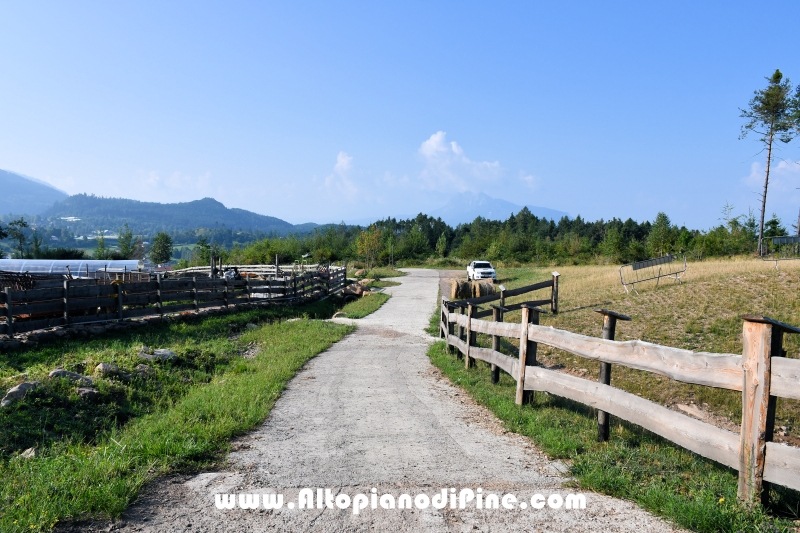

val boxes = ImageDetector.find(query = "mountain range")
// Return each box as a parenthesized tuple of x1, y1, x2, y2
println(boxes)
(0, 169, 569, 234)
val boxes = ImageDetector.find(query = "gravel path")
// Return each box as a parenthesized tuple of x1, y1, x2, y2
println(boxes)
(63, 269, 681, 532)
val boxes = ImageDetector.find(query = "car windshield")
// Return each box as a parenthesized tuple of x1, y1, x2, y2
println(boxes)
(473, 262, 492, 269)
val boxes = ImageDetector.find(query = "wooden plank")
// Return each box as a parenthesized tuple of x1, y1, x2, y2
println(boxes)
(470, 346, 518, 378)
(524, 366, 740, 470)
(771, 357, 800, 400)
(69, 313, 119, 324)
(12, 317, 67, 333)
(68, 285, 116, 298)
(8, 287, 64, 301)
(124, 307, 158, 319)
(503, 279, 553, 298)
(123, 293, 157, 306)
(196, 292, 225, 302)
(122, 281, 159, 292)
(160, 303, 196, 315)
(503, 299, 552, 313)
(763, 442, 800, 492)
(10, 301, 64, 316)
(159, 291, 195, 302)
(448, 334, 467, 356)
(69, 297, 116, 311)
(526, 323, 743, 391)
(468, 318, 518, 338)
(159, 279, 195, 291)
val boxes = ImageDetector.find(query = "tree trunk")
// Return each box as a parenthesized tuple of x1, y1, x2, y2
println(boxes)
(758, 127, 774, 257)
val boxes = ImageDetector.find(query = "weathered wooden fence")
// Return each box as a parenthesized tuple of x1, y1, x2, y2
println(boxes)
(446, 272, 560, 317)
(0, 267, 346, 336)
(439, 296, 800, 506)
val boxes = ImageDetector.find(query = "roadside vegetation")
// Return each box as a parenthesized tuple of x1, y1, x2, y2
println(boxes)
(429, 257, 800, 532)
(0, 292, 394, 532)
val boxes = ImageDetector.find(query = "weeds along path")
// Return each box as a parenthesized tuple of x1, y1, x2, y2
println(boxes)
(76, 269, 680, 532)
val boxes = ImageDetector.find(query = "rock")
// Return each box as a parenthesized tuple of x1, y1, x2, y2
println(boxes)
(35, 331, 56, 342)
(94, 363, 121, 377)
(357, 278, 374, 286)
(343, 283, 365, 297)
(354, 269, 367, 276)
(20, 447, 37, 459)
(332, 312, 348, 319)
(0, 340, 21, 351)
(246, 323, 259, 330)
(54, 330, 69, 338)
(1, 381, 42, 407)
(76, 387, 101, 401)
(88, 326, 106, 335)
(134, 364, 154, 377)
(139, 349, 176, 361)
(140, 345, 153, 354)
(48, 369, 93, 386)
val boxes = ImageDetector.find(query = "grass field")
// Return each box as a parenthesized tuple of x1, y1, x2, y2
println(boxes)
(0, 291, 394, 532)
(430, 257, 800, 532)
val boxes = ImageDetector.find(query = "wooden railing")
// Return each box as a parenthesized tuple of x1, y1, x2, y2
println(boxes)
(0, 267, 346, 336)
(439, 297, 800, 506)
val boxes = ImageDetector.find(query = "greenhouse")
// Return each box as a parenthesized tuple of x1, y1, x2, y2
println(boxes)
(0, 259, 144, 275)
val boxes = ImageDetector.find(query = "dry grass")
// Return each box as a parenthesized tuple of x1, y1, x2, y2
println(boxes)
(490, 257, 800, 443)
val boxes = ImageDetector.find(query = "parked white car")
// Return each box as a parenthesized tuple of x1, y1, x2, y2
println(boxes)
(467, 260, 496, 281)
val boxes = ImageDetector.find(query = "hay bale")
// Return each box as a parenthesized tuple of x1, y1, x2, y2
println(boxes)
(450, 279, 471, 300)
(470, 281, 496, 298)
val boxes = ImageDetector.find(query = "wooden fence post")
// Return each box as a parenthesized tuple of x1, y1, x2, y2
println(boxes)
(738, 315, 800, 506)
(457, 304, 465, 359)
(63, 279, 70, 325)
(5, 287, 13, 336)
(490, 304, 507, 384)
(515, 306, 531, 405)
(595, 309, 632, 442)
(522, 305, 544, 405)
(193, 277, 199, 312)
(440, 297, 448, 339)
(465, 304, 475, 369)
(116, 283, 123, 320)
(224, 278, 229, 308)
(551, 271, 560, 314)
(446, 302, 455, 354)
(156, 275, 163, 319)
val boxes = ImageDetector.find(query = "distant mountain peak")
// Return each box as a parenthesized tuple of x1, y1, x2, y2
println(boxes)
(429, 192, 568, 226)
(0, 169, 69, 216)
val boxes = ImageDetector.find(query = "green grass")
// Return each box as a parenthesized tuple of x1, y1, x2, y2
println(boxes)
(367, 279, 401, 288)
(339, 293, 390, 318)
(0, 318, 352, 532)
(428, 341, 796, 532)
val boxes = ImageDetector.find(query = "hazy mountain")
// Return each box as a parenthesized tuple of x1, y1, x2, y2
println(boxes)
(0, 169, 69, 216)
(40, 194, 319, 236)
(428, 192, 568, 226)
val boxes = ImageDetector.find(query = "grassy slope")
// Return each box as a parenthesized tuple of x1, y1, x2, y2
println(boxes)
(429, 257, 800, 532)
(0, 301, 353, 532)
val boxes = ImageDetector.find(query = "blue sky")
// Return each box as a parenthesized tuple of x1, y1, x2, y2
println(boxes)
(1, 2, 799, 228)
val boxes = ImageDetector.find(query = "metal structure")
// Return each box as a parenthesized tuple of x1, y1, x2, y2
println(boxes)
(762, 236, 800, 269)
(0, 259, 143, 276)
(619, 253, 686, 294)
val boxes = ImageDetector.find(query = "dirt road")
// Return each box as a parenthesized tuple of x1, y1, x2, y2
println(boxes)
(66, 269, 679, 532)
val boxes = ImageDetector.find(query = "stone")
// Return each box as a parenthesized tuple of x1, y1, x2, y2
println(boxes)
(54, 330, 69, 338)
(20, 447, 37, 459)
(246, 323, 259, 330)
(134, 364, 154, 377)
(1, 381, 42, 407)
(354, 269, 367, 276)
(357, 279, 374, 286)
(76, 387, 101, 401)
(88, 326, 106, 335)
(139, 349, 176, 361)
(94, 363, 121, 377)
(48, 369, 93, 386)
(0, 340, 21, 351)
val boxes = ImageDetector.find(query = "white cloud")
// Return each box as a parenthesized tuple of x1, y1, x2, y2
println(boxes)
(742, 159, 800, 219)
(324, 151, 358, 200)
(417, 131, 502, 192)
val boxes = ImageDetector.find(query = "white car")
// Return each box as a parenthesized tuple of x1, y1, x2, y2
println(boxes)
(467, 260, 496, 281)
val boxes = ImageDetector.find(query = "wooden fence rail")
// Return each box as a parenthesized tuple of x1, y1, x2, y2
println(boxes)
(0, 267, 346, 336)
(439, 295, 800, 506)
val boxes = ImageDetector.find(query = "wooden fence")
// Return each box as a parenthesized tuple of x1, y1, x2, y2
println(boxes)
(0, 267, 346, 336)
(447, 272, 560, 317)
(439, 297, 800, 506)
